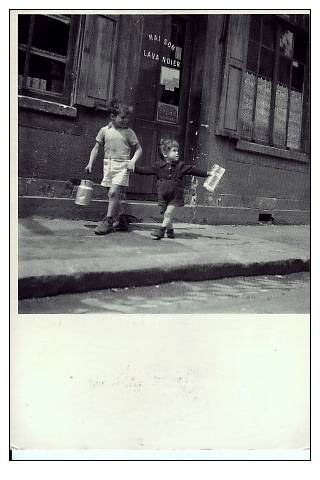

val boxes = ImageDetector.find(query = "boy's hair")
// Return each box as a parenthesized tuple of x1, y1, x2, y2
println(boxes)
(106, 98, 133, 116)
(159, 138, 180, 157)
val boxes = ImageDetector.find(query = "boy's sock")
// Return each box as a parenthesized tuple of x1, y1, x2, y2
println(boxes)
(166, 228, 175, 238)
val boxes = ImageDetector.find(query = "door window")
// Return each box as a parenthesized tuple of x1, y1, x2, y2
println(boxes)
(137, 15, 186, 125)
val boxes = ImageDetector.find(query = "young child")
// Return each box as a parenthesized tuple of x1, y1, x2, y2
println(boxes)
(128, 138, 210, 240)
(85, 99, 142, 235)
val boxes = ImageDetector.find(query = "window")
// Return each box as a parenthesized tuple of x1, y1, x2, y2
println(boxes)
(157, 17, 186, 124)
(240, 14, 309, 151)
(136, 15, 186, 125)
(18, 14, 79, 104)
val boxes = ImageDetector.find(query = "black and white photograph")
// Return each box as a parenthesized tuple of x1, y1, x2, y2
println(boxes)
(10, 8, 310, 460)
(15, 11, 310, 315)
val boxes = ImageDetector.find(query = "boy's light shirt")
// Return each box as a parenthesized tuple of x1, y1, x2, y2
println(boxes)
(96, 123, 139, 160)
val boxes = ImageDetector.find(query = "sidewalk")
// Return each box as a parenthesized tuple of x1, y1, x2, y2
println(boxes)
(17, 217, 310, 299)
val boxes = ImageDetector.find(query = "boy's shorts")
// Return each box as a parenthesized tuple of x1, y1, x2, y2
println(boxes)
(101, 159, 129, 188)
(157, 180, 184, 214)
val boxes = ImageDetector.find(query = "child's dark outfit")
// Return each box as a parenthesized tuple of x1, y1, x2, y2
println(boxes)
(134, 158, 208, 213)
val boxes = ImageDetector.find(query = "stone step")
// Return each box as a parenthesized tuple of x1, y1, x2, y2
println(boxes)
(18, 195, 310, 225)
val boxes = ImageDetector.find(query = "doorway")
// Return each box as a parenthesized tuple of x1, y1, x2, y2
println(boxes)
(129, 14, 196, 198)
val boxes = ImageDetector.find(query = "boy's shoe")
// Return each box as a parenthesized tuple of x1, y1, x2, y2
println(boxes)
(95, 216, 114, 235)
(113, 214, 129, 232)
(166, 229, 175, 238)
(151, 227, 166, 240)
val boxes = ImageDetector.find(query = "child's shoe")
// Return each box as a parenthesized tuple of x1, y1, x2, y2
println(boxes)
(95, 216, 114, 235)
(151, 226, 166, 240)
(166, 229, 175, 238)
(113, 214, 129, 232)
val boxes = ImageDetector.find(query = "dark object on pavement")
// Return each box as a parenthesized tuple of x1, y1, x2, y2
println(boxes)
(114, 214, 129, 232)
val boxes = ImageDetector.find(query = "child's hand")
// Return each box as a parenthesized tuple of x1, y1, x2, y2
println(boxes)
(85, 164, 92, 174)
(127, 159, 135, 171)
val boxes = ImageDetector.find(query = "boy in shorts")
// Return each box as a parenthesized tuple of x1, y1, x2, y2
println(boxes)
(85, 99, 142, 235)
(128, 138, 210, 239)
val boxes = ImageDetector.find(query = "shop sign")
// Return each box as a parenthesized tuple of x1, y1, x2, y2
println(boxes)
(157, 102, 179, 124)
(142, 33, 182, 69)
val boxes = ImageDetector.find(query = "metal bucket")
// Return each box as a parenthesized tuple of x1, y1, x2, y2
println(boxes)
(75, 179, 94, 206)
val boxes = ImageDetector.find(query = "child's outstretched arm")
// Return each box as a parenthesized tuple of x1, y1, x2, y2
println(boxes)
(181, 164, 210, 178)
(85, 142, 101, 173)
(127, 162, 157, 175)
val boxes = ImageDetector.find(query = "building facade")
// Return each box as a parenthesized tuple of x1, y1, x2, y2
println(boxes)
(17, 12, 310, 224)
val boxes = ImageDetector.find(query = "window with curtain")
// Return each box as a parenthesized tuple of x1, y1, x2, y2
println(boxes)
(240, 14, 309, 151)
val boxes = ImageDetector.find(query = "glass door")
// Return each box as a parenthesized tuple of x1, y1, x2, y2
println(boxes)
(129, 14, 194, 196)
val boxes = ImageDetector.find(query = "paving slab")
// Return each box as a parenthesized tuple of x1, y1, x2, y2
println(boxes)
(17, 217, 310, 299)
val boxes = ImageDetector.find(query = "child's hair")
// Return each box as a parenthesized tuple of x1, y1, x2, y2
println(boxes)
(159, 138, 180, 157)
(106, 98, 133, 116)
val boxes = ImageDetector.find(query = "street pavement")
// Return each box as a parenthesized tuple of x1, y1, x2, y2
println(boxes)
(17, 217, 310, 300)
(19, 272, 310, 314)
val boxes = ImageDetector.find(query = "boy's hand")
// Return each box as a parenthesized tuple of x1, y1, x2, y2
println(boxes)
(127, 159, 136, 171)
(85, 164, 92, 174)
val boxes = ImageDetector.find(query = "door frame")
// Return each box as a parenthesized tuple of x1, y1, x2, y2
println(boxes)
(130, 14, 201, 197)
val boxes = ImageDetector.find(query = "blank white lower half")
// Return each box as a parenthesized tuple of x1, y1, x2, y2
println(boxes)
(10, 314, 310, 452)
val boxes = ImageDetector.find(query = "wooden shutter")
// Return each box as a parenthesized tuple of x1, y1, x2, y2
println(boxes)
(74, 14, 118, 109)
(216, 14, 250, 137)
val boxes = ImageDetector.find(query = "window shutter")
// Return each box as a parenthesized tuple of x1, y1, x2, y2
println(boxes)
(216, 15, 250, 138)
(74, 15, 119, 109)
